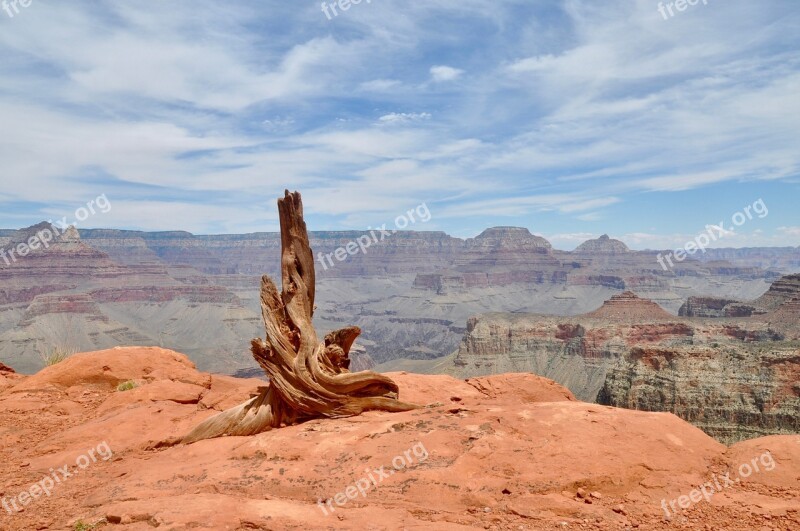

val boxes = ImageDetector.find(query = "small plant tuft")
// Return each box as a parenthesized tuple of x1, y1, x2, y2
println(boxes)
(39, 343, 76, 367)
(73, 519, 106, 531)
(116, 380, 138, 392)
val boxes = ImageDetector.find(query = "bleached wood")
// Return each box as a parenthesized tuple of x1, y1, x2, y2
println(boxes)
(183, 190, 418, 444)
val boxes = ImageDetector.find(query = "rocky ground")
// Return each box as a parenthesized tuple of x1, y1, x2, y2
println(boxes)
(0, 347, 798, 530)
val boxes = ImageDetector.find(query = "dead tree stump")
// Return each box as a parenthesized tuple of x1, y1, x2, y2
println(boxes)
(183, 190, 419, 444)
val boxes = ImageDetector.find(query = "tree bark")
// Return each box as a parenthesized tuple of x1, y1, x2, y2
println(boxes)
(183, 190, 419, 444)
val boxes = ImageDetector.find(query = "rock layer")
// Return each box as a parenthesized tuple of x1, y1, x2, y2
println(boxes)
(1, 222, 794, 374)
(678, 274, 800, 317)
(449, 291, 800, 443)
(0, 223, 260, 374)
(574, 234, 629, 254)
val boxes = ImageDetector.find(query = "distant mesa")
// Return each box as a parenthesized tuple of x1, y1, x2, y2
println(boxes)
(575, 234, 629, 254)
(584, 291, 674, 321)
(8, 221, 80, 245)
(470, 226, 552, 250)
(679, 297, 761, 318)
(475, 226, 536, 238)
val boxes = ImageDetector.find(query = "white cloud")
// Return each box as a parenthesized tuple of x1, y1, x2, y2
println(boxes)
(0, 0, 797, 241)
(546, 232, 598, 245)
(430, 65, 464, 82)
(435, 194, 621, 219)
(778, 226, 800, 238)
(262, 116, 295, 131)
(377, 112, 432, 124)
(360, 79, 401, 92)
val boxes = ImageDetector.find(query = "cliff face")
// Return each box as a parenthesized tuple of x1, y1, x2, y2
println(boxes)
(697, 246, 800, 272)
(598, 344, 800, 444)
(451, 293, 701, 400)
(450, 291, 800, 443)
(678, 273, 800, 317)
(84, 226, 569, 286)
(19, 294, 107, 326)
(453, 235, 571, 284)
(678, 296, 757, 317)
(82, 229, 463, 277)
(2, 223, 793, 376)
(764, 297, 800, 338)
(754, 273, 800, 310)
(80, 227, 784, 293)
(0, 223, 259, 374)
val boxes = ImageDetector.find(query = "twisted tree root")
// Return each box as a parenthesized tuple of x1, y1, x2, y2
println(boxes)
(182, 190, 419, 444)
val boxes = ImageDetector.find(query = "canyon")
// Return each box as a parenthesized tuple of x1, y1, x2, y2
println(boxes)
(0, 227, 795, 371)
(3, 225, 787, 372)
(1, 222, 798, 445)
(446, 278, 800, 443)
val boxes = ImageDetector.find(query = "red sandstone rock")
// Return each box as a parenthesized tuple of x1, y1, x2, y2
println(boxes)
(0, 347, 796, 530)
(0, 361, 23, 392)
(9, 346, 209, 393)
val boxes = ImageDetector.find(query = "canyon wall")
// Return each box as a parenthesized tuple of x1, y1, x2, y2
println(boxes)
(449, 289, 800, 443)
(1, 223, 796, 376)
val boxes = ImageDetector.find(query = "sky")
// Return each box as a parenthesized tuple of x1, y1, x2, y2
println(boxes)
(0, 0, 798, 250)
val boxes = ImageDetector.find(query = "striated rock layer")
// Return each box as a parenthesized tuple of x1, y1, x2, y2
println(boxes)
(679, 274, 800, 317)
(598, 345, 800, 443)
(678, 296, 751, 317)
(449, 291, 800, 444)
(574, 234, 630, 254)
(585, 291, 675, 320)
(754, 273, 800, 310)
(0, 347, 797, 530)
(79, 226, 788, 291)
(697, 246, 800, 271)
(1, 222, 793, 374)
(0, 223, 260, 374)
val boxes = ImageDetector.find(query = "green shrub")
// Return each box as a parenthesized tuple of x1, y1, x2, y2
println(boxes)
(73, 519, 105, 531)
(116, 380, 138, 392)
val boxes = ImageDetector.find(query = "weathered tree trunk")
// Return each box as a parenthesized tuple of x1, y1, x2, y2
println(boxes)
(183, 190, 419, 444)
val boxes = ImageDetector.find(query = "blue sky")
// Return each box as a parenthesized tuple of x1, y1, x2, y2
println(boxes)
(0, 0, 798, 250)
